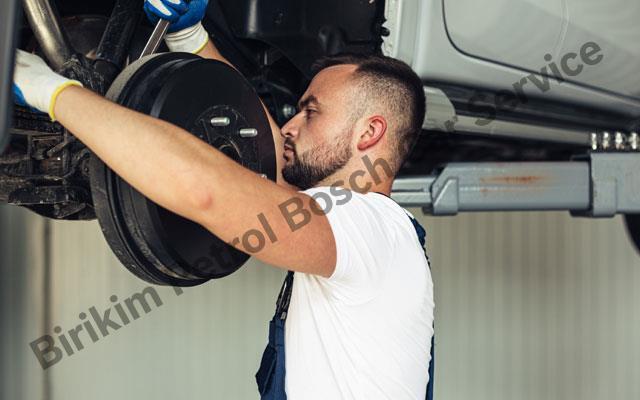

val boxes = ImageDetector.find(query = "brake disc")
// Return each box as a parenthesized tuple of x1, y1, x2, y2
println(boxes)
(89, 53, 276, 286)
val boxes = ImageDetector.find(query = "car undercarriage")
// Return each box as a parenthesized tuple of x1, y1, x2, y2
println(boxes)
(2, 0, 640, 285)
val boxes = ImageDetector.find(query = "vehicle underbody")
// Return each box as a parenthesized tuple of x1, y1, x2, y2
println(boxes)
(2, 0, 639, 285)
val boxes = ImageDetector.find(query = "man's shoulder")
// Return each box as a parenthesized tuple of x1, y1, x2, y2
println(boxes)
(301, 186, 413, 233)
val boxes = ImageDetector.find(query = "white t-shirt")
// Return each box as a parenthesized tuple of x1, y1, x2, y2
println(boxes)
(284, 187, 435, 400)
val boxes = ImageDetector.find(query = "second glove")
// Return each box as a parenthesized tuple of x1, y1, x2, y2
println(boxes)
(144, 0, 210, 54)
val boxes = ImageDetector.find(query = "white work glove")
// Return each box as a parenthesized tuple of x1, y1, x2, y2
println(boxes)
(144, 0, 210, 54)
(12, 49, 83, 121)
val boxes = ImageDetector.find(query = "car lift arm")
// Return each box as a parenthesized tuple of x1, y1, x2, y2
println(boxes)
(391, 153, 640, 217)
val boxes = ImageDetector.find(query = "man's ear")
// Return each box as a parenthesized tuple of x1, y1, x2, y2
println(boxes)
(356, 115, 387, 151)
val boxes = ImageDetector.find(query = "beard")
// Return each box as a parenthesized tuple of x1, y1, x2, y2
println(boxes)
(282, 128, 353, 190)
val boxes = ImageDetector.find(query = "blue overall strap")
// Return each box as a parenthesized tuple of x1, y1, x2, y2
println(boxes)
(409, 216, 435, 400)
(255, 271, 294, 400)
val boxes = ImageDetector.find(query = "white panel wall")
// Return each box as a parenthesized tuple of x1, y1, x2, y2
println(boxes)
(46, 218, 285, 400)
(2, 205, 640, 400)
(424, 212, 640, 400)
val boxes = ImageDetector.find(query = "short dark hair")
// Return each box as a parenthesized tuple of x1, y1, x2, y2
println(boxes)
(310, 53, 425, 173)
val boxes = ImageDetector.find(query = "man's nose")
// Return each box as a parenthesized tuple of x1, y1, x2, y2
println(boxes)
(280, 112, 302, 139)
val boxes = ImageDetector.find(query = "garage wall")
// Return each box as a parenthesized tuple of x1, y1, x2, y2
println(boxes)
(2, 204, 640, 400)
(0, 205, 48, 400)
(427, 211, 640, 400)
(46, 217, 285, 400)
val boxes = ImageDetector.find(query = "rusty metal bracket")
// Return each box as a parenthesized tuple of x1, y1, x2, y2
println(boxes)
(391, 153, 640, 217)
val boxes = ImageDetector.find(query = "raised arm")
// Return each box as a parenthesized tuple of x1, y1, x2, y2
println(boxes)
(12, 48, 336, 277)
(51, 83, 335, 276)
(10, 1, 337, 276)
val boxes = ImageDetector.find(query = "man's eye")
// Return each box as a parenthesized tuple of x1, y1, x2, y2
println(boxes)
(305, 109, 316, 118)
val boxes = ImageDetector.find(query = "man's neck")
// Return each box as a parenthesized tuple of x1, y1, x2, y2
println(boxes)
(313, 153, 396, 194)
(316, 172, 393, 196)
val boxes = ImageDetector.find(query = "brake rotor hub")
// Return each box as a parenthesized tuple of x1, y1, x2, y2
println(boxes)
(89, 53, 276, 286)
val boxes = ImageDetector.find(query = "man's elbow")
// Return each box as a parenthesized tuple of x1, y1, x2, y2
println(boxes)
(179, 184, 215, 222)
(188, 185, 214, 212)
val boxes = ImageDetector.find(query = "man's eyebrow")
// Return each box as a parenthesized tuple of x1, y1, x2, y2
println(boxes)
(297, 95, 320, 111)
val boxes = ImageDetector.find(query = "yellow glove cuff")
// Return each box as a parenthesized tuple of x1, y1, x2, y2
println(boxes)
(48, 80, 83, 121)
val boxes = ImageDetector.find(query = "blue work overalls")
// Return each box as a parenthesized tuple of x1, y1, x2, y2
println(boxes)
(255, 215, 435, 400)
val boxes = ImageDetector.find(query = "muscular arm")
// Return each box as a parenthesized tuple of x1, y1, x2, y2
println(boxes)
(196, 38, 234, 67)
(51, 62, 336, 277)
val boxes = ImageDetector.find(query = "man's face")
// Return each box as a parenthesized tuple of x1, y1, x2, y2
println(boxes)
(280, 65, 360, 190)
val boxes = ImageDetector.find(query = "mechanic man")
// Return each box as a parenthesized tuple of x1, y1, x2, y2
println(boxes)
(13, 0, 434, 398)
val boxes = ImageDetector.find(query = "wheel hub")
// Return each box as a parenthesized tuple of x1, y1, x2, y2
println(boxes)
(89, 53, 276, 286)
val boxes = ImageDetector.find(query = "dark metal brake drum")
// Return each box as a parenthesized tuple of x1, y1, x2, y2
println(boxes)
(89, 53, 276, 286)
